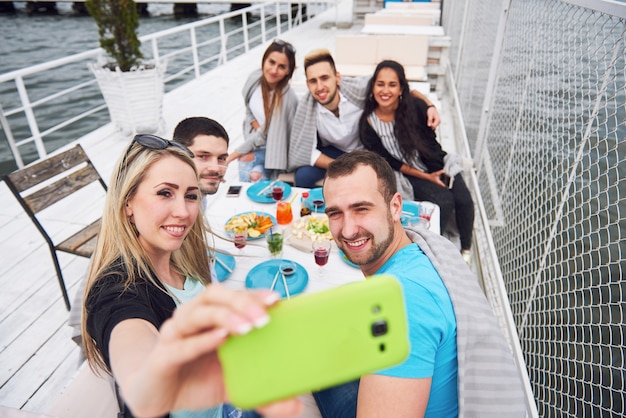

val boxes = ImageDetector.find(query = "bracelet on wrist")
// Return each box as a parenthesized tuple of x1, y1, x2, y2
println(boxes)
(427, 104, 435, 109)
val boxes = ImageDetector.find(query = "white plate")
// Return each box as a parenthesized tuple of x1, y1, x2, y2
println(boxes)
(285, 215, 335, 252)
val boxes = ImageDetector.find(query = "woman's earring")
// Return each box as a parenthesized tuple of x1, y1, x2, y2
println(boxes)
(399, 94, 403, 101)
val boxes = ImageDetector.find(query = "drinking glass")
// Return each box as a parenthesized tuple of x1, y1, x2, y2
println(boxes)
(272, 184, 284, 202)
(408, 215, 430, 230)
(419, 204, 434, 222)
(312, 239, 331, 278)
(230, 229, 248, 254)
(276, 201, 293, 225)
(266, 230, 284, 258)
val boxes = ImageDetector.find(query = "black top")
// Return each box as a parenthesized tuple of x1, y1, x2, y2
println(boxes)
(359, 96, 446, 173)
(85, 259, 175, 418)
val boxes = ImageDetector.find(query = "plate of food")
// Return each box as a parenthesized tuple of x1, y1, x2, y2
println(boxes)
(211, 251, 236, 282)
(245, 259, 308, 299)
(338, 248, 359, 269)
(246, 180, 292, 204)
(286, 214, 334, 252)
(224, 211, 276, 239)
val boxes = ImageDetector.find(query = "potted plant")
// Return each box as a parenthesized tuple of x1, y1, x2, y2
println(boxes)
(85, 0, 166, 135)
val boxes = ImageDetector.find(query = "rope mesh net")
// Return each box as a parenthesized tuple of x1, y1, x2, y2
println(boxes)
(443, 0, 625, 416)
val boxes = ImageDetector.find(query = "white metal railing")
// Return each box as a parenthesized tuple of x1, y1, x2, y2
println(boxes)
(444, 64, 539, 417)
(0, 0, 329, 173)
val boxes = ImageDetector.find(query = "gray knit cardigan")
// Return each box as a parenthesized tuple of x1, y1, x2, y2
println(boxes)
(238, 69, 298, 171)
(403, 227, 527, 417)
(287, 76, 369, 171)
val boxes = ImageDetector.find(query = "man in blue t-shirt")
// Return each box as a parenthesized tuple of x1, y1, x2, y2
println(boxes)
(320, 150, 459, 417)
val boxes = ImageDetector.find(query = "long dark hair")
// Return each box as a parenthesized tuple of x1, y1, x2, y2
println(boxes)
(260, 40, 296, 134)
(360, 60, 436, 166)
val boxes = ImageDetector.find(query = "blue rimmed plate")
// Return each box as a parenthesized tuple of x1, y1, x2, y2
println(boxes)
(338, 248, 359, 269)
(305, 187, 325, 213)
(245, 259, 308, 299)
(401, 201, 421, 226)
(224, 211, 276, 240)
(246, 180, 292, 204)
(212, 251, 236, 282)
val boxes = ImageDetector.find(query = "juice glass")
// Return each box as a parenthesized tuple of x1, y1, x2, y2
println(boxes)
(276, 201, 293, 225)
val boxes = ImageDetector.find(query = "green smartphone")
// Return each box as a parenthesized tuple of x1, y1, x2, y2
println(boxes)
(218, 274, 409, 409)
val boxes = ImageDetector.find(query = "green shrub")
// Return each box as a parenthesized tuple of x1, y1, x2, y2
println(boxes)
(85, 0, 143, 71)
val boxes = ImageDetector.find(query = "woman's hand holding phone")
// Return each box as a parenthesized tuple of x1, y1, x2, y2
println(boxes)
(440, 173, 452, 189)
(111, 286, 304, 417)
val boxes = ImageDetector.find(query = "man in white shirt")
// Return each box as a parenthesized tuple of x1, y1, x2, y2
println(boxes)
(288, 49, 440, 188)
(172, 116, 230, 197)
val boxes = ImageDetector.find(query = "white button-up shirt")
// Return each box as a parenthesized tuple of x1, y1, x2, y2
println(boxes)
(310, 93, 364, 165)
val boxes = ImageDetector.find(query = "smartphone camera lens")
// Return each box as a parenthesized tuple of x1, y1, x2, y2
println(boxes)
(371, 320, 388, 337)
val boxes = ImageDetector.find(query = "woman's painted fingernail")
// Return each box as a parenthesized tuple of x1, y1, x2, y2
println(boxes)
(264, 292, 280, 305)
(214, 328, 229, 339)
(253, 315, 270, 329)
(234, 322, 253, 335)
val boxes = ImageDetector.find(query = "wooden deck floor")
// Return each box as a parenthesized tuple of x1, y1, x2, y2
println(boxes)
(0, 1, 454, 414)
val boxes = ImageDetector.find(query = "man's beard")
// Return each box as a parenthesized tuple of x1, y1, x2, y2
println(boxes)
(340, 212, 395, 266)
(317, 87, 338, 107)
(200, 171, 223, 195)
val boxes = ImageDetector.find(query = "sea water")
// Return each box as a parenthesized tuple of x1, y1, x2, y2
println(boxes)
(0, 2, 234, 175)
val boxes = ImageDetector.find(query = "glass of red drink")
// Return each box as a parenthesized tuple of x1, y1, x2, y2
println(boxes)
(230, 229, 248, 254)
(272, 184, 284, 201)
(312, 239, 331, 278)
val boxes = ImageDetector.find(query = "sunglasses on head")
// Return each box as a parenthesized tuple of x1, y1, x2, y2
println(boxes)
(129, 134, 195, 159)
(273, 39, 296, 55)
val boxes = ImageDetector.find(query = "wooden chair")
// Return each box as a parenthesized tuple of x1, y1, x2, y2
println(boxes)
(3, 144, 107, 310)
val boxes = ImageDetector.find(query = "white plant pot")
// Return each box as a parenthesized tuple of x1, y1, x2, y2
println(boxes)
(88, 59, 167, 136)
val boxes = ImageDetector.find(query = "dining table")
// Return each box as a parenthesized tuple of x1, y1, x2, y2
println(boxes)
(203, 180, 441, 417)
(204, 181, 440, 295)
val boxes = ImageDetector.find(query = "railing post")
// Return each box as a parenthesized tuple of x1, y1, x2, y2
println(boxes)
(276, 2, 282, 35)
(15, 76, 47, 160)
(190, 26, 201, 79)
(242, 9, 250, 53)
(473, 0, 511, 171)
(0, 103, 24, 169)
(150, 38, 161, 66)
(219, 19, 228, 65)
(261, 5, 267, 44)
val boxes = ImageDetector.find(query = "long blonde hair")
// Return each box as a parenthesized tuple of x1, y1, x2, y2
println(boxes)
(81, 143, 212, 375)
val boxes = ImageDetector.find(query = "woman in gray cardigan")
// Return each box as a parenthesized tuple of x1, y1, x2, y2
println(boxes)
(226, 40, 298, 182)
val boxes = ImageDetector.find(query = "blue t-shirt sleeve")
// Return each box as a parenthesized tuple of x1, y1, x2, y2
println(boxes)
(376, 248, 450, 379)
